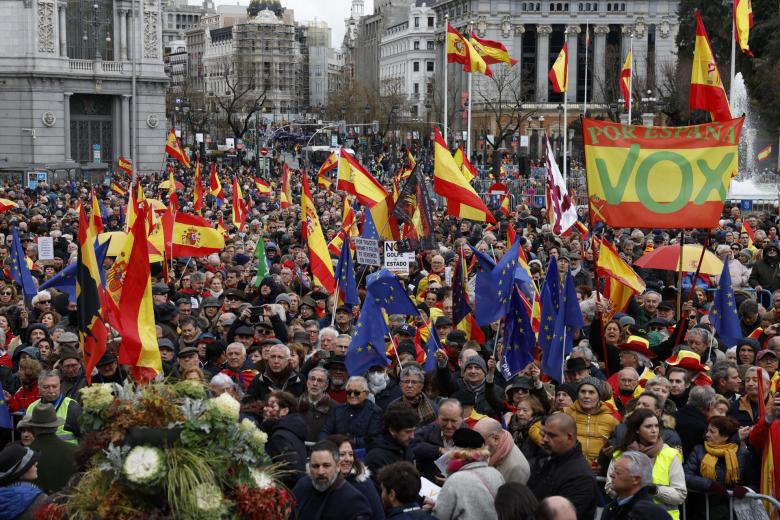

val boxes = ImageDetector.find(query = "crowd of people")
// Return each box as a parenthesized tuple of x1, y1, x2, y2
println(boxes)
(0, 145, 779, 520)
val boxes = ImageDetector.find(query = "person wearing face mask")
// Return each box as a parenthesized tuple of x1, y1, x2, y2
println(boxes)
(366, 364, 401, 411)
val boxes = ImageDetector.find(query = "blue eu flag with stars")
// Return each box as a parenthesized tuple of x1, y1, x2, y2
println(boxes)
(333, 236, 360, 310)
(501, 284, 535, 380)
(542, 270, 584, 383)
(346, 296, 391, 375)
(40, 238, 111, 303)
(9, 227, 37, 301)
(474, 239, 521, 325)
(361, 208, 381, 241)
(366, 269, 418, 316)
(710, 259, 742, 347)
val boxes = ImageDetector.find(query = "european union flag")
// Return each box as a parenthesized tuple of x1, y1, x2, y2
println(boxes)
(334, 236, 360, 309)
(423, 323, 442, 371)
(474, 239, 520, 325)
(537, 256, 562, 356)
(710, 259, 742, 347)
(0, 380, 12, 429)
(346, 296, 390, 375)
(542, 270, 584, 383)
(40, 239, 111, 303)
(501, 284, 535, 380)
(451, 251, 472, 326)
(366, 269, 418, 316)
(361, 208, 380, 241)
(9, 227, 37, 301)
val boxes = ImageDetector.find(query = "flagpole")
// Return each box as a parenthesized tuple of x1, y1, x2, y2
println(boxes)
(330, 280, 340, 327)
(466, 21, 473, 161)
(627, 35, 633, 125)
(443, 14, 449, 144)
(729, 4, 736, 104)
(563, 79, 568, 182)
(584, 21, 589, 115)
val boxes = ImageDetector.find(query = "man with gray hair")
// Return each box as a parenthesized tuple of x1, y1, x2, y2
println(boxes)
(602, 451, 672, 519)
(389, 364, 439, 426)
(673, 384, 716, 459)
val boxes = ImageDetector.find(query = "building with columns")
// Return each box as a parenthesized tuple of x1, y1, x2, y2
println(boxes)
(432, 0, 680, 157)
(0, 0, 168, 174)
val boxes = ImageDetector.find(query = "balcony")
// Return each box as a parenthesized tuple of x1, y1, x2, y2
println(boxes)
(69, 59, 125, 75)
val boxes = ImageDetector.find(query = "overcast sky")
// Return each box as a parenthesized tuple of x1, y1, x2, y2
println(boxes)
(213, 0, 375, 48)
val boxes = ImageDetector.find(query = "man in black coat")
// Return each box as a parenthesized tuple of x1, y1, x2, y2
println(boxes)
(22, 404, 77, 493)
(601, 452, 672, 520)
(410, 399, 466, 482)
(365, 402, 418, 490)
(319, 376, 384, 448)
(262, 392, 308, 489)
(530, 413, 597, 520)
(672, 385, 716, 460)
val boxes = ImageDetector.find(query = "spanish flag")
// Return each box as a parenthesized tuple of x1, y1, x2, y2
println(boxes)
(433, 127, 496, 223)
(301, 174, 335, 292)
(280, 163, 292, 209)
(337, 148, 389, 207)
(193, 160, 204, 212)
(77, 204, 108, 384)
(328, 195, 357, 255)
(209, 163, 225, 202)
(457, 313, 486, 343)
(117, 202, 162, 383)
(743, 220, 755, 248)
(90, 191, 104, 234)
(470, 32, 517, 66)
(255, 177, 271, 195)
(231, 177, 248, 231)
(166, 166, 179, 213)
(757, 144, 772, 162)
(734, 0, 753, 58)
(0, 199, 17, 214)
(110, 181, 126, 197)
(162, 211, 225, 258)
(164, 129, 190, 169)
(317, 151, 338, 189)
(548, 43, 569, 93)
(117, 156, 133, 175)
(447, 24, 492, 76)
(499, 193, 511, 216)
(596, 238, 645, 295)
(619, 50, 632, 111)
(690, 11, 732, 122)
(397, 150, 416, 182)
(453, 145, 478, 182)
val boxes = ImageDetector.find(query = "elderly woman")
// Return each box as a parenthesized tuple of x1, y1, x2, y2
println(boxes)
(326, 434, 385, 520)
(728, 365, 770, 427)
(563, 377, 619, 471)
(605, 408, 687, 519)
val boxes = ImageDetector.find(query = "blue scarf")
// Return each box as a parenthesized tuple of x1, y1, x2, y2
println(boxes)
(0, 482, 43, 520)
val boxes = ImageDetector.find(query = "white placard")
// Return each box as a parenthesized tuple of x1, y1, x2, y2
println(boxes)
(196, 133, 204, 143)
(225, 138, 235, 149)
(37, 236, 54, 260)
(354, 237, 381, 266)
(383, 241, 414, 275)
(520, 135, 529, 147)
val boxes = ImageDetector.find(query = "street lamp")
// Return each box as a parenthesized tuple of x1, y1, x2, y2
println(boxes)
(82, 0, 112, 60)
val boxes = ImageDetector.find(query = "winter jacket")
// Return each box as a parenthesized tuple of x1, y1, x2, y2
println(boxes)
(246, 369, 304, 402)
(365, 433, 415, 489)
(433, 461, 504, 520)
(509, 416, 548, 475)
(410, 422, 468, 482)
(28, 432, 78, 494)
(748, 257, 780, 292)
(683, 443, 750, 492)
(264, 414, 308, 488)
(493, 443, 531, 486)
(0, 483, 50, 520)
(529, 442, 598, 520)
(672, 404, 709, 460)
(298, 393, 337, 443)
(373, 379, 402, 411)
(436, 367, 504, 418)
(601, 486, 673, 520)
(292, 476, 372, 520)
(386, 504, 434, 519)
(346, 469, 385, 520)
(318, 400, 384, 449)
(7, 383, 38, 413)
(563, 401, 618, 465)
(727, 395, 760, 427)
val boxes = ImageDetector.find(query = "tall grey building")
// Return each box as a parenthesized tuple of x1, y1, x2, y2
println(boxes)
(0, 0, 169, 173)
(355, 0, 415, 91)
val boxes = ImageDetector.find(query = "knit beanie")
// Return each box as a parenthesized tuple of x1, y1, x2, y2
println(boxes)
(464, 355, 487, 374)
(577, 377, 604, 400)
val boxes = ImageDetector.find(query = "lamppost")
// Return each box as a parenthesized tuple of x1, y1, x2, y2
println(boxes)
(340, 106, 347, 144)
(82, 0, 112, 60)
(254, 101, 262, 174)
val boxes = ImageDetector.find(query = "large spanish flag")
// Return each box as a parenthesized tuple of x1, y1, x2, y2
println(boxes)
(337, 148, 389, 206)
(317, 151, 338, 189)
(164, 129, 190, 169)
(583, 116, 744, 229)
(255, 177, 271, 195)
(470, 33, 517, 66)
(280, 163, 292, 209)
(447, 24, 492, 76)
(548, 43, 568, 93)
(690, 11, 732, 122)
(162, 211, 225, 258)
(301, 174, 335, 292)
(453, 145, 477, 182)
(596, 238, 645, 295)
(734, 0, 753, 57)
(433, 127, 495, 223)
(231, 177, 248, 231)
(117, 203, 162, 382)
(619, 50, 632, 111)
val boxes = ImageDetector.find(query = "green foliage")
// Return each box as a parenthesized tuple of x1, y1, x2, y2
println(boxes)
(165, 446, 220, 518)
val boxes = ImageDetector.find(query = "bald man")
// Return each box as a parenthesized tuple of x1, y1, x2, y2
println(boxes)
(474, 417, 530, 485)
(537, 496, 577, 520)
(530, 414, 597, 520)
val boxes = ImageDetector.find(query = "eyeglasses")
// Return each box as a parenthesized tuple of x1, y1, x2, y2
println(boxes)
(346, 390, 365, 397)
(1, 291, 12, 296)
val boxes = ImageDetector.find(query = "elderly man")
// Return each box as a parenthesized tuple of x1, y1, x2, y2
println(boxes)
(390, 365, 439, 427)
(319, 376, 384, 448)
(298, 367, 337, 442)
(333, 306, 354, 335)
(602, 452, 672, 520)
(437, 354, 504, 417)
(411, 399, 465, 482)
(25, 370, 81, 444)
(246, 343, 303, 401)
(19, 403, 77, 493)
(292, 441, 372, 520)
(672, 385, 716, 459)
(57, 346, 86, 402)
(474, 417, 531, 485)
(219, 342, 257, 391)
(631, 290, 662, 330)
(613, 367, 640, 413)
(530, 414, 598, 520)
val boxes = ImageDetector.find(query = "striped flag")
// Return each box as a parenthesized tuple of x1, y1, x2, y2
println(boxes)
(231, 177, 247, 231)
(77, 205, 108, 384)
(209, 163, 225, 202)
(301, 174, 335, 292)
(734, 0, 754, 57)
(548, 43, 569, 93)
(757, 144, 772, 162)
(164, 129, 190, 169)
(280, 163, 292, 209)
(470, 32, 517, 66)
(447, 24, 492, 76)
(499, 193, 511, 216)
(317, 151, 338, 189)
(110, 181, 126, 197)
(255, 177, 271, 195)
(453, 145, 478, 182)
(193, 159, 204, 212)
(620, 50, 632, 111)
(690, 11, 732, 121)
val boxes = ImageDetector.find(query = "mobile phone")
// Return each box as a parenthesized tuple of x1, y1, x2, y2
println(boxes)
(250, 306, 263, 319)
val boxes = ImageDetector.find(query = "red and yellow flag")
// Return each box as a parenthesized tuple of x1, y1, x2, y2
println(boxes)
(457, 313, 486, 343)
(742, 219, 755, 248)
(328, 195, 357, 255)
(690, 11, 732, 122)
(619, 50, 632, 111)
(548, 43, 568, 93)
(453, 145, 478, 182)
(499, 193, 511, 217)
(164, 129, 190, 169)
(301, 174, 335, 292)
(117, 156, 133, 175)
(317, 151, 338, 189)
(77, 204, 108, 384)
(470, 32, 517, 66)
(734, 0, 754, 57)
(231, 177, 248, 231)
(255, 177, 271, 195)
(433, 127, 496, 223)
(90, 191, 104, 234)
(167, 166, 179, 213)
(280, 163, 292, 209)
(117, 202, 162, 382)
(447, 24, 492, 76)
(209, 163, 225, 202)
(337, 148, 389, 206)
(583, 116, 743, 229)
(596, 238, 646, 295)
(757, 144, 772, 162)
(162, 211, 225, 258)
(110, 181, 126, 197)
(193, 160, 204, 212)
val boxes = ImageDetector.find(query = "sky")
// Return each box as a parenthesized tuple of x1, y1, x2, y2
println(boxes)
(213, 0, 374, 48)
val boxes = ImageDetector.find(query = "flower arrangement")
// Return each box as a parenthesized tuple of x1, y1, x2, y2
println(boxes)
(44, 382, 294, 520)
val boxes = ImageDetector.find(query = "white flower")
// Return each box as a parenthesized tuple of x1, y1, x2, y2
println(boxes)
(123, 446, 166, 486)
(239, 418, 257, 432)
(80, 384, 115, 413)
(249, 468, 275, 490)
(194, 482, 223, 512)
(209, 393, 240, 422)
(249, 429, 268, 449)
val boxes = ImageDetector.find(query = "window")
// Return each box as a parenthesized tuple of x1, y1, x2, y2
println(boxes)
(426, 61, 434, 71)
(413, 61, 420, 72)
(414, 17, 419, 27)
(427, 17, 434, 27)
(414, 83, 419, 94)
(426, 40, 434, 50)
(414, 40, 420, 50)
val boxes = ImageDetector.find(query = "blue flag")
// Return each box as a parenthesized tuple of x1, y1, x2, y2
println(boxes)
(361, 208, 380, 241)
(451, 251, 472, 326)
(366, 269, 418, 316)
(542, 270, 584, 383)
(0, 380, 12, 429)
(501, 284, 535, 380)
(474, 239, 520, 325)
(468, 244, 496, 272)
(9, 227, 38, 301)
(537, 256, 562, 356)
(423, 322, 442, 371)
(346, 296, 391, 375)
(40, 239, 111, 303)
(334, 236, 360, 309)
(710, 259, 742, 347)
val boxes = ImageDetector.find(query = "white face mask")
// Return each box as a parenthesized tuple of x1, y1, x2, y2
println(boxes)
(367, 371, 388, 390)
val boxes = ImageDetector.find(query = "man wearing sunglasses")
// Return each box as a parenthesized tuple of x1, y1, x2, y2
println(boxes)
(319, 375, 383, 449)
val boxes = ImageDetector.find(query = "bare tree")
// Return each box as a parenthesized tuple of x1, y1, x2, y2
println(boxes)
(213, 61, 268, 142)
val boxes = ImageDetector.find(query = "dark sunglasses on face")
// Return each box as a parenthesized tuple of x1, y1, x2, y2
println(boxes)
(346, 390, 364, 397)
